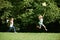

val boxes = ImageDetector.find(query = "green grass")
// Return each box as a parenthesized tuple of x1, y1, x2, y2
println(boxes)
(0, 32, 60, 40)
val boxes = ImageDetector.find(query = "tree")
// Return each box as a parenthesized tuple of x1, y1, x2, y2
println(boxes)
(0, 0, 13, 24)
(0, 0, 60, 32)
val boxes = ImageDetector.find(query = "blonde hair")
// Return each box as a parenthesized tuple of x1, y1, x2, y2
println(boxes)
(38, 15, 43, 19)
(10, 18, 14, 21)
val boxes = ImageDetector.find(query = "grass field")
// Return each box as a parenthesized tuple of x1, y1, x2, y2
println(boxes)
(0, 32, 60, 40)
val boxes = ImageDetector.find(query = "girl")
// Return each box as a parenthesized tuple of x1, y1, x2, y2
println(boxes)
(8, 18, 16, 32)
(37, 15, 47, 31)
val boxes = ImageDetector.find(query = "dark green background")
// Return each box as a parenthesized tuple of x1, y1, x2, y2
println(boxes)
(0, 0, 60, 32)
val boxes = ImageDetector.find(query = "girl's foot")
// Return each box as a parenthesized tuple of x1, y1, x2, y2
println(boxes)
(37, 26, 41, 29)
(37, 26, 39, 28)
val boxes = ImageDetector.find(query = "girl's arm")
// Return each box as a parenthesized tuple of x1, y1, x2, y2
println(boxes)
(43, 13, 45, 17)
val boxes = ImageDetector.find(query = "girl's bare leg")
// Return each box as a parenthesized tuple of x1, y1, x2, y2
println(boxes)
(42, 24, 47, 31)
(39, 24, 41, 29)
(37, 25, 41, 29)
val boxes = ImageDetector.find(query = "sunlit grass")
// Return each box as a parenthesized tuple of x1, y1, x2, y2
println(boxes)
(0, 32, 60, 40)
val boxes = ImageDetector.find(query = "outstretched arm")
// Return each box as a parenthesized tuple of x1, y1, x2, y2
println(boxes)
(43, 13, 45, 17)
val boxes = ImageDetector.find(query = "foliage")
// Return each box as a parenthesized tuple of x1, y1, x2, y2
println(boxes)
(0, 0, 60, 31)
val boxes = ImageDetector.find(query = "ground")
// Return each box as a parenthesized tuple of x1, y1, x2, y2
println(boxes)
(0, 32, 60, 40)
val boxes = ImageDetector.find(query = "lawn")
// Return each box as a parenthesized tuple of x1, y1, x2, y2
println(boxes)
(0, 32, 60, 40)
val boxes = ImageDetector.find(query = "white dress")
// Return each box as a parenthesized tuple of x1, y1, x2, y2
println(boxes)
(39, 18, 43, 25)
(10, 21, 13, 27)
